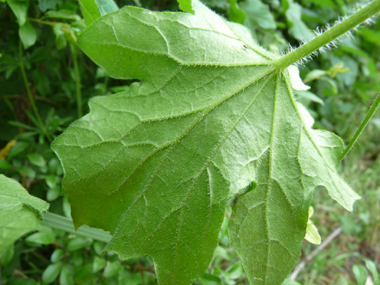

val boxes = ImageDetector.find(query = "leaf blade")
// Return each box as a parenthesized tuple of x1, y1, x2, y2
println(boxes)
(52, 1, 359, 284)
(0, 175, 49, 252)
(78, 0, 101, 26)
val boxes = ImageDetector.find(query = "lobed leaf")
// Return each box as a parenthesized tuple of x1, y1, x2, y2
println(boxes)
(0, 175, 49, 253)
(52, 1, 359, 284)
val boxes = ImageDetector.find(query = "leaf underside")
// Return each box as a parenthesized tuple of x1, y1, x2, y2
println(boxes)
(0, 175, 49, 253)
(52, 1, 360, 284)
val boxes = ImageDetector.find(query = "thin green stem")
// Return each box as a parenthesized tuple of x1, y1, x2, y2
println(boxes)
(28, 18, 56, 26)
(2, 96, 15, 119)
(30, 18, 77, 41)
(42, 212, 112, 243)
(272, 0, 380, 69)
(341, 93, 380, 160)
(19, 42, 52, 142)
(70, 43, 83, 118)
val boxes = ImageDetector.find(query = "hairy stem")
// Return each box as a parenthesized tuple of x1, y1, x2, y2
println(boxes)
(19, 42, 52, 142)
(272, 0, 380, 69)
(41, 212, 112, 242)
(341, 93, 380, 160)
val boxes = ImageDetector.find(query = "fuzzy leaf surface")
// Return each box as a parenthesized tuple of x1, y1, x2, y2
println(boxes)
(52, 1, 360, 284)
(0, 175, 49, 252)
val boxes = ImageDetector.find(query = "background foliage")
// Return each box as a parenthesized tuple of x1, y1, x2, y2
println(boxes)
(0, 0, 379, 284)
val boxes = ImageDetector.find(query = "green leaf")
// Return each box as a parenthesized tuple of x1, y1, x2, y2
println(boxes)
(45, 175, 58, 188)
(51, 248, 65, 263)
(364, 259, 380, 285)
(47, 185, 61, 201)
(72, 251, 83, 266)
(332, 56, 358, 87)
(45, 9, 81, 21)
(240, 0, 276, 30)
(33, 69, 51, 96)
(95, 0, 118, 15)
(38, 0, 62, 12)
(93, 256, 107, 273)
(59, 264, 74, 285)
(304, 206, 321, 245)
(25, 225, 55, 245)
(52, 1, 360, 284)
(285, 0, 313, 41)
(8, 141, 29, 160)
(228, 0, 245, 25)
(198, 274, 221, 285)
(0, 159, 11, 169)
(352, 264, 368, 285)
(307, 0, 336, 8)
(103, 261, 122, 278)
(0, 175, 49, 253)
(201, 0, 226, 9)
(19, 21, 37, 49)
(19, 166, 36, 178)
(226, 262, 243, 279)
(178, 0, 194, 14)
(53, 24, 67, 50)
(0, 244, 14, 265)
(42, 262, 63, 285)
(27, 153, 46, 167)
(93, 240, 105, 255)
(79, 0, 118, 26)
(74, 264, 95, 284)
(66, 236, 92, 251)
(78, 0, 101, 26)
(7, 0, 28, 26)
(296, 91, 324, 106)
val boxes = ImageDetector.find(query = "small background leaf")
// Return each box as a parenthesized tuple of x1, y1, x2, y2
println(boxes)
(95, 0, 118, 15)
(78, 0, 101, 25)
(240, 0, 276, 30)
(353, 264, 368, 285)
(42, 261, 63, 285)
(7, 0, 28, 26)
(177, 0, 194, 13)
(285, 0, 313, 41)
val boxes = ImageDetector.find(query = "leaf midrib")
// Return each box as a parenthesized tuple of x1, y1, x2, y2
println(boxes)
(60, 64, 277, 189)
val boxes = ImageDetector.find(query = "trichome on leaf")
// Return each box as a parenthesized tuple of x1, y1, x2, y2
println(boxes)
(51, 0, 368, 284)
